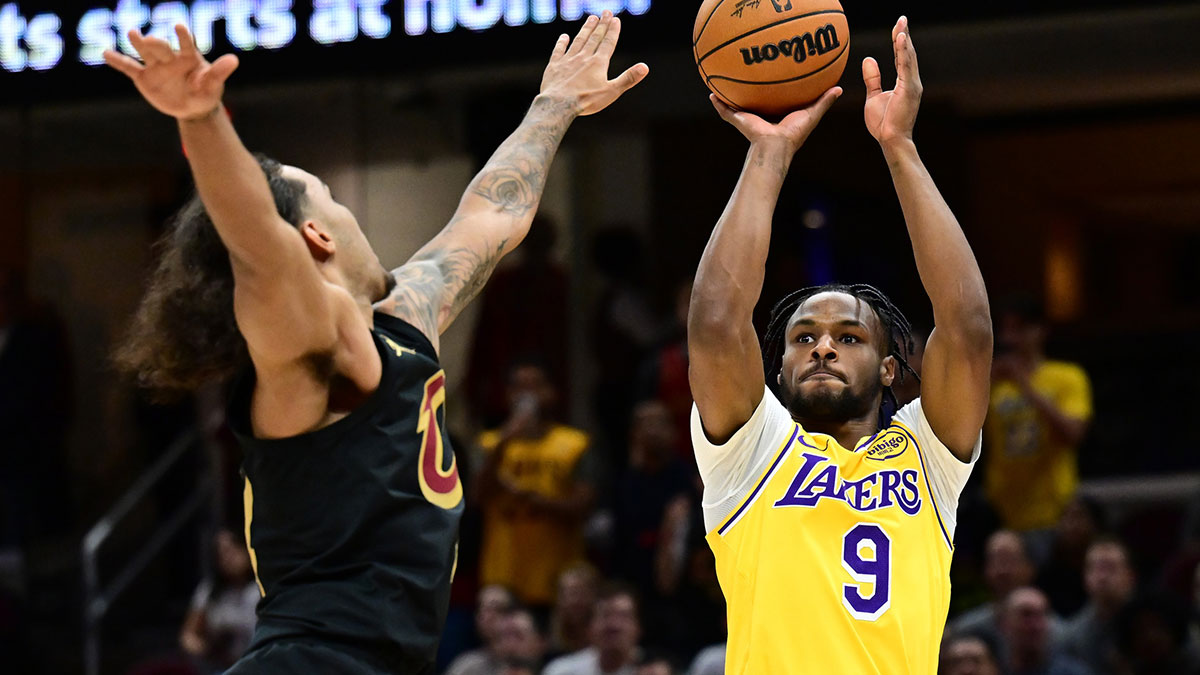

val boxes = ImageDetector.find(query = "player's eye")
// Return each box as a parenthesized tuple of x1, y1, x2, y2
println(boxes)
(796, 334, 814, 344)
(840, 335, 859, 344)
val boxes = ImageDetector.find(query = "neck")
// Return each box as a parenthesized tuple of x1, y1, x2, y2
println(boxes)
(1010, 645, 1045, 670)
(517, 420, 552, 440)
(1094, 596, 1125, 619)
(597, 646, 634, 672)
(797, 413, 881, 450)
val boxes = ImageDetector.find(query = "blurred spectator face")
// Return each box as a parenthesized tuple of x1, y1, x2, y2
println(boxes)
(997, 312, 1044, 358)
(591, 592, 640, 655)
(630, 400, 676, 469)
(942, 636, 1000, 675)
(1004, 588, 1051, 654)
(558, 566, 598, 619)
(985, 531, 1034, 598)
(494, 610, 544, 664)
(215, 530, 252, 582)
(1085, 541, 1135, 607)
(637, 660, 674, 675)
(477, 585, 515, 644)
(506, 364, 557, 417)
(1056, 498, 1098, 551)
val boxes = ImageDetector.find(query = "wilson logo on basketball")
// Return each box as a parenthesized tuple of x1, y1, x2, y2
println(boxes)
(739, 24, 840, 66)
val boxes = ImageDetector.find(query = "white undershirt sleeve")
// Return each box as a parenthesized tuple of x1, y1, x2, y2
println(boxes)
(692, 386, 798, 533)
(892, 398, 981, 540)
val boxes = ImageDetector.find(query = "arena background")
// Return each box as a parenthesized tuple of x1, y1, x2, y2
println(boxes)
(2, 1, 1200, 673)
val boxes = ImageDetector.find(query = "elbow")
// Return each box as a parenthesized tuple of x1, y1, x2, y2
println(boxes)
(688, 298, 741, 347)
(944, 308, 993, 356)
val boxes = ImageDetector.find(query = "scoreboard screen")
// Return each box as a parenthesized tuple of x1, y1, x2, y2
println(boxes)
(2, 0, 658, 101)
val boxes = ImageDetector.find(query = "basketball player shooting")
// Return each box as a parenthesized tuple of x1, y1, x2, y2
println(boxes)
(688, 17, 991, 674)
(104, 13, 646, 674)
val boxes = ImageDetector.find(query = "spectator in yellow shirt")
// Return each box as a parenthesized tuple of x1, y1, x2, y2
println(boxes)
(474, 359, 596, 610)
(986, 298, 1092, 550)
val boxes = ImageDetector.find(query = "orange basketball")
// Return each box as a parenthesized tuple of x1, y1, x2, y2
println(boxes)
(694, 0, 850, 117)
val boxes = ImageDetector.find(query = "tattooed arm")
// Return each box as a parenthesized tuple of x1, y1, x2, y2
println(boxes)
(376, 11, 648, 351)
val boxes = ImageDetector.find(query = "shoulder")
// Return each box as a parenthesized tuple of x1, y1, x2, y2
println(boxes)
(550, 424, 591, 450)
(949, 602, 995, 633)
(373, 312, 440, 363)
(544, 649, 595, 674)
(1040, 360, 1090, 383)
(445, 649, 491, 675)
(477, 430, 502, 451)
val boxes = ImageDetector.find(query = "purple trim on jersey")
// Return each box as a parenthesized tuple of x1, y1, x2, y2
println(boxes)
(853, 431, 881, 453)
(896, 424, 954, 550)
(796, 433, 823, 451)
(717, 425, 800, 536)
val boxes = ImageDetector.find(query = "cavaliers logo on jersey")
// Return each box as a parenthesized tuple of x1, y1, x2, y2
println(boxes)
(417, 371, 463, 510)
(864, 428, 909, 461)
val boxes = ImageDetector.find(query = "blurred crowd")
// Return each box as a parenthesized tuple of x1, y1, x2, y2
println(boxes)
(3, 223, 1200, 675)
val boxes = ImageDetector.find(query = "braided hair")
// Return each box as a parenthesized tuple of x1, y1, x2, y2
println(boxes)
(763, 283, 919, 426)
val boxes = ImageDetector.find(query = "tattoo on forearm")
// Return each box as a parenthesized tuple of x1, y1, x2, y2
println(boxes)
(378, 262, 443, 340)
(380, 234, 509, 338)
(468, 96, 574, 217)
(379, 96, 573, 340)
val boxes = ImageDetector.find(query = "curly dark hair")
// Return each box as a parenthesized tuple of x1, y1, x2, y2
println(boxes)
(114, 154, 307, 400)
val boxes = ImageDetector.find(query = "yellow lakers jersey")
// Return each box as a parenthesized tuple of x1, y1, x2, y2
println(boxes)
(477, 425, 590, 605)
(985, 360, 1092, 531)
(694, 389, 977, 675)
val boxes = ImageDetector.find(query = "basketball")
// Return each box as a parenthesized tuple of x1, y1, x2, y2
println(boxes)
(694, 0, 850, 116)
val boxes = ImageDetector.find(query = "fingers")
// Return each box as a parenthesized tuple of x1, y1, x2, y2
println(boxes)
(862, 56, 883, 98)
(596, 16, 622, 60)
(609, 62, 649, 95)
(807, 86, 842, 121)
(584, 11, 614, 55)
(895, 26, 920, 88)
(778, 86, 841, 130)
(566, 14, 600, 57)
(129, 30, 175, 65)
(206, 53, 240, 85)
(709, 94, 741, 124)
(175, 23, 198, 56)
(550, 32, 569, 61)
(103, 49, 144, 78)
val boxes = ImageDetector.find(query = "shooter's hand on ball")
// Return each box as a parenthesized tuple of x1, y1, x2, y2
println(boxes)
(539, 11, 650, 117)
(709, 87, 841, 155)
(103, 24, 237, 121)
(863, 16, 922, 149)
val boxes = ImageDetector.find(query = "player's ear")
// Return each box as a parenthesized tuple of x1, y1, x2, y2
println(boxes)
(777, 371, 784, 386)
(301, 220, 336, 262)
(880, 355, 897, 388)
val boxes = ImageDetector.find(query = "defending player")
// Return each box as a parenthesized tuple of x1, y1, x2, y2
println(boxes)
(105, 14, 646, 674)
(688, 17, 991, 674)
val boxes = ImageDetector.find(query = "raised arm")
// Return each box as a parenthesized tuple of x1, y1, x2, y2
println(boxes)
(863, 17, 992, 460)
(688, 90, 841, 443)
(105, 27, 340, 370)
(377, 12, 648, 350)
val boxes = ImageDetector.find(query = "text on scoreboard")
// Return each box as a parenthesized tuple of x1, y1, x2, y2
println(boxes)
(1, 0, 653, 72)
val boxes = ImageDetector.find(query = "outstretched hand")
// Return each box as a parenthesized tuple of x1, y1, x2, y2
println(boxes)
(104, 24, 238, 121)
(863, 16, 922, 147)
(709, 87, 842, 154)
(540, 11, 650, 117)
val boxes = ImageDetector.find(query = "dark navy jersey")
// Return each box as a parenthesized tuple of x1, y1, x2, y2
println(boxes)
(228, 313, 464, 673)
